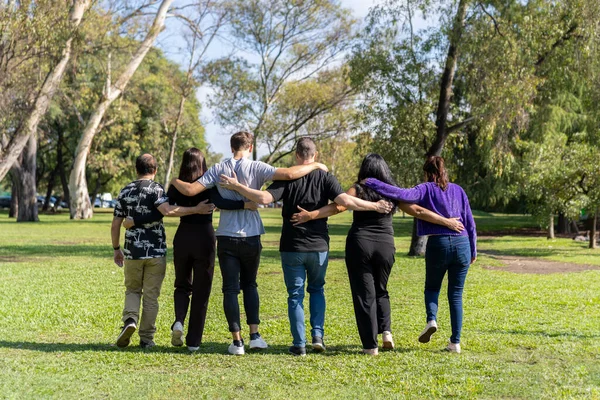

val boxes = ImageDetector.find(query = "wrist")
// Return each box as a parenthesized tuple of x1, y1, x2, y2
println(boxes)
(113, 245, 120, 251)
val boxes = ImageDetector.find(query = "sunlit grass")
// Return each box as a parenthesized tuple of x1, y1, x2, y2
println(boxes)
(0, 210, 598, 399)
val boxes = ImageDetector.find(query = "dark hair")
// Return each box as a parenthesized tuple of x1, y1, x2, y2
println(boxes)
(230, 131, 254, 151)
(136, 153, 157, 176)
(354, 153, 397, 213)
(295, 137, 317, 160)
(178, 147, 207, 183)
(423, 156, 449, 190)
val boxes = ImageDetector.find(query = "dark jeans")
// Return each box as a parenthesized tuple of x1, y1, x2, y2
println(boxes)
(173, 222, 215, 347)
(345, 235, 395, 350)
(217, 236, 262, 332)
(425, 235, 470, 344)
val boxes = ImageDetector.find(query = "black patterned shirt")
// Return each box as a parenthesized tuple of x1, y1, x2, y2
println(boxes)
(113, 179, 169, 260)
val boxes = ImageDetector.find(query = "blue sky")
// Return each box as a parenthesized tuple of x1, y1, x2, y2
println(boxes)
(157, 0, 382, 158)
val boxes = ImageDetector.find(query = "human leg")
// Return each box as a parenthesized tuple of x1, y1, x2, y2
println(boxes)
(139, 257, 167, 344)
(447, 236, 471, 344)
(281, 252, 308, 348)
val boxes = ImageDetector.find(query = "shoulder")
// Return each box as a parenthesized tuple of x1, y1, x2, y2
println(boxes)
(448, 182, 468, 196)
(150, 181, 165, 192)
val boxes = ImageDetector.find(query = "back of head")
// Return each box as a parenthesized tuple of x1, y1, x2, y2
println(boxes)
(355, 153, 397, 212)
(136, 154, 157, 176)
(230, 131, 254, 152)
(423, 156, 448, 190)
(295, 137, 317, 161)
(178, 147, 207, 183)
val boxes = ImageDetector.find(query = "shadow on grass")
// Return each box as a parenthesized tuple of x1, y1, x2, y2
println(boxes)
(0, 244, 108, 259)
(479, 329, 600, 340)
(0, 340, 416, 356)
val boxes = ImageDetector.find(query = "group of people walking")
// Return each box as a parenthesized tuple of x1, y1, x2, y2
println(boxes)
(110, 132, 477, 356)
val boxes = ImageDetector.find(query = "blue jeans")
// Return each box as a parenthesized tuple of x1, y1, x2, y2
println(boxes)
(425, 235, 470, 344)
(280, 251, 328, 348)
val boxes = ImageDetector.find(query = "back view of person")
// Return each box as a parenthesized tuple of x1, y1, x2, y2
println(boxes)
(365, 156, 477, 353)
(220, 138, 394, 356)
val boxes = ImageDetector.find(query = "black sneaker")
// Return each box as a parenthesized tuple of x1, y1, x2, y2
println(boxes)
(116, 318, 136, 348)
(140, 340, 156, 349)
(312, 336, 326, 352)
(289, 345, 307, 356)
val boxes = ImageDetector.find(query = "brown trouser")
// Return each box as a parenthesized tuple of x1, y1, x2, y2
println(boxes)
(123, 257, 167, 342)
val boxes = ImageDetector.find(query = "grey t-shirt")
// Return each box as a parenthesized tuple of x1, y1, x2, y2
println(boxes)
(198, 157, 276, 237)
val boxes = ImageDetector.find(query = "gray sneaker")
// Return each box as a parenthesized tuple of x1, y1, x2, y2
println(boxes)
(140, 340, 156, 349)
(116, 319, 136, 348)
(312, 336, 326, 352)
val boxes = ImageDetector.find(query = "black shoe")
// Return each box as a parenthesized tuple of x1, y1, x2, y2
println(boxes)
(140, 340, 156, 349)
(312, 336, 326, 353)
(289, 345, 307, 356)
(116, 318, 136, 348)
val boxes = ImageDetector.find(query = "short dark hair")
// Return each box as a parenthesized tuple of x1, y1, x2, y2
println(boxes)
(423, 156, 449, 191)
(136, 153, 157, 176)
(230, 131, 254, 151)
(295, 137, 317, 160)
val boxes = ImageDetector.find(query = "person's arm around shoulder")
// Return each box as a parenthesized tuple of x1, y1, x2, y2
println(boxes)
(363, 178, 425, 203)
(272, 162, 329, 180)
(398, 203, 464, 232)
(210, 188, 259, 211)
(220, 171, 275, 205)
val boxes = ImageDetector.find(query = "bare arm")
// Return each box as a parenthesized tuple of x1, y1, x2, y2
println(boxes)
(272, 162, 328, 180)
(111, 217, 124, 267)
(156, 200, 214, 217)
(290, 187, 354, 226)
(334, 192, 392, 213)
(219, 171, 275, 205)
(398, 203, 464, 233)
(170, 179, 207, 196)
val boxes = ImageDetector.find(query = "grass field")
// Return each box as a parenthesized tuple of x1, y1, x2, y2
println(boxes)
(0, 209, 599, 399)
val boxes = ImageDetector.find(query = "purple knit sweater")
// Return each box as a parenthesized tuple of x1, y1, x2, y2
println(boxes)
(365, 179, 477, 259)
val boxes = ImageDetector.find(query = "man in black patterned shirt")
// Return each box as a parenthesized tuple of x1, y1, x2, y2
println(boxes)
(111, 154, 213, 348)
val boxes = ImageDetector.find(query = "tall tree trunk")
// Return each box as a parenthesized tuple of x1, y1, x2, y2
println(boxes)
(408, 218, 427, 256)
(0, 0, 91, 181)
(408, 0, 469, 254)
(590, 211, 597, 249)
(163, 96, 187, 188)
(57, 130, 70, 208)
(9, 169, 19, 218)
(570, 219, 579, 236)
(43, 166, 58, 211)
(17, 134, 39, 222)
(68, 0, 174, 219)
(547, 214, 555, 239)
(557, 212, 569, 234)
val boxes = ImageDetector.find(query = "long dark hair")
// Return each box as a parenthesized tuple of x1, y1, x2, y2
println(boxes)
(423, 156, 449, 191)
(355, 153, 397, 213)
(178, 147, 207, 183)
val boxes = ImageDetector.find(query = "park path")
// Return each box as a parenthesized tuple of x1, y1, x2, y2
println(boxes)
(479, 251, 600, 274)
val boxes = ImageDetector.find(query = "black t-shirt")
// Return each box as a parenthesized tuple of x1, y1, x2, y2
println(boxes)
(266, 170, 344, 252)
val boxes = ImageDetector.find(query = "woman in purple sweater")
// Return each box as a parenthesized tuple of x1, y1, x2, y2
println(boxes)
(364, 156, 476, 353)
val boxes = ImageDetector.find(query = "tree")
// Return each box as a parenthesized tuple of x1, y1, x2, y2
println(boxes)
(205, 0, 357, 160)
(68, 0, 174, 219)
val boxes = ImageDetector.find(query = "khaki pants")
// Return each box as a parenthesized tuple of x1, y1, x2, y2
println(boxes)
(123, 257, 167, 343)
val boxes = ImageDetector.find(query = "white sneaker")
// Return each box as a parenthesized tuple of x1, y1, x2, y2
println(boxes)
(171, 321, 184, 347)
(446, 341, 461, 353)
(249, 335, 268, 350)
(188, 346, 200, 352)
(228, 341, 245, 355)
(382, 331, 394, 350)
(418, 320, 438, 343)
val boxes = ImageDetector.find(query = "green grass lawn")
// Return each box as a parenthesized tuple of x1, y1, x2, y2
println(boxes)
(0, 209, 598, 399)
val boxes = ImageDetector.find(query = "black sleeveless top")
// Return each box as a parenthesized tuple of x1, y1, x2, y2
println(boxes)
(347, 185, 394, 242)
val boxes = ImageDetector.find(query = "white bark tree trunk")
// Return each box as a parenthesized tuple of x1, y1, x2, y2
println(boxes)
(163, 96, 187, 188)
(0, 0, 91, 182)
(547, 214, 555, 239)
(69, 0, 175, 219)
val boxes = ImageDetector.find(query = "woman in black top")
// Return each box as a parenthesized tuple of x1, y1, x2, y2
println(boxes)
(127, 148, 255, 351)
(291, 154, 464, 355)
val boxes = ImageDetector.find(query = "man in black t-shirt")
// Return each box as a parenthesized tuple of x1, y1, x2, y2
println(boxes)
(220, 138, 392, 356)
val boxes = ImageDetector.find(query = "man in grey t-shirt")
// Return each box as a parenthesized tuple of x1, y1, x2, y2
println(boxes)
(171, 131, 327, 355)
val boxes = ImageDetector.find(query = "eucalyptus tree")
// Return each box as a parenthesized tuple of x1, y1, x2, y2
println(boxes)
(204, 0, 357, 161)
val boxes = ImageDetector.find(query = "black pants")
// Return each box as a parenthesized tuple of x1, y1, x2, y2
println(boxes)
(217, 236, 262, 332)
(345, 234, 395, 350)
(173, 222, 215, 347)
